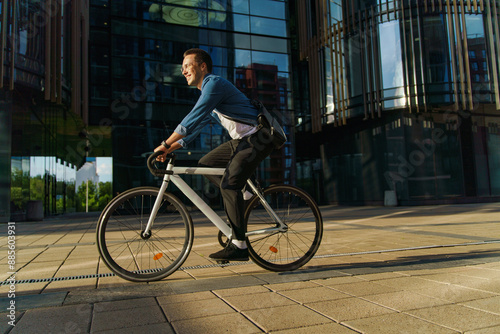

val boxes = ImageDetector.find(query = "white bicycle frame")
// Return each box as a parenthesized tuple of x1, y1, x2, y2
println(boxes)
(143, 158, 286, 240)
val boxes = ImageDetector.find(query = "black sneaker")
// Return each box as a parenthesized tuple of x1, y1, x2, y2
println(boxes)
(209, 243, 249, 261)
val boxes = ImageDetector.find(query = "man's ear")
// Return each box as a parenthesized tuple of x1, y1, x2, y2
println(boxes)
(200, 62, 208, 73)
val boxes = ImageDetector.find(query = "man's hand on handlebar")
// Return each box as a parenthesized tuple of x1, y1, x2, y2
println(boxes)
(154, 141, 170, 162)
(154, 133, 185, 161)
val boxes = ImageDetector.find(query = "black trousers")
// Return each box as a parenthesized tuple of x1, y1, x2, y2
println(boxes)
(198, 126, 274, 241)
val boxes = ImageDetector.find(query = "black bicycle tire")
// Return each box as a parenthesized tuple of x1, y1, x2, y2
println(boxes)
(245, 184, 323, 272)
(96, 187, 193, 282)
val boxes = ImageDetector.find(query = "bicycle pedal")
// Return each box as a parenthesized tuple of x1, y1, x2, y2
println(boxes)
(216, 260, 230, 265)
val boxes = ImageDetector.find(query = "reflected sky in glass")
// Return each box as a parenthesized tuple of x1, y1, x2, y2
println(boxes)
(379, 21, 403, 89)
(465, 14, 484, 38)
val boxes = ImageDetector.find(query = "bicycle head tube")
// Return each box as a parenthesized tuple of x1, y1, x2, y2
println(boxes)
(147, 151, 176, 177)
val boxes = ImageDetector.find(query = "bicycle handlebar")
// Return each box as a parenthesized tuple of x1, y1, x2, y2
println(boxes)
(147, 151, 176, 177)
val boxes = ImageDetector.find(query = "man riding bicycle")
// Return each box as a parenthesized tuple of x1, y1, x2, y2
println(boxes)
(154, 48, 274, 262)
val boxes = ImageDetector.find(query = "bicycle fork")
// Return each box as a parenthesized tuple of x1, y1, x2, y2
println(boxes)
(142, 161, 174, 238)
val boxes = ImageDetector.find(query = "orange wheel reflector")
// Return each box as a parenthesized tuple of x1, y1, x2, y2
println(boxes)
(153, 253, 163, 261)
(269, 246, 278, 253)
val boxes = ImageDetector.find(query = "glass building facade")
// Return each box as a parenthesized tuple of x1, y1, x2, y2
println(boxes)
(294, 0, 500, 205)
(1, 0, 91, 222)
(89, 0, 294, 206)
(7, 0, 498, 221)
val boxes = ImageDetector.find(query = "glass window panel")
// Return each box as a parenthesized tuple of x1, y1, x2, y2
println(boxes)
(233, 33, 251, 49)
(228, 0, 249, 14)
(251, 35, 287, 53)
(329, 0, 342, 22)
(160, 6, 208, 27)
(278, 72, 291, 91)
(203, 46, 231, 68)
(90, 6, 110, 27)
(206, 29, 233, 47)
(207, 9, 228, 29)
(250, 16, 287, 37)
(250, 0, 285, 19)
(379, 21, 405, 107)
(465, 14, 491, 98)
(379, 21, 404, 89)
(235, 49, 251, 67)
(251, 51, 289, 72)
(90, 30, 109, 45)
(91, 46, 110, 66)
(422, 15, 450, 84)
(233, 14, 250, 33)
(163, 0, 207, 8)
(209, 0, 226, 10)
(347, 34, 363, 97)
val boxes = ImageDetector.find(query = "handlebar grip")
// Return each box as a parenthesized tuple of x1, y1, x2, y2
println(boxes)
(147, 151, 175, 177)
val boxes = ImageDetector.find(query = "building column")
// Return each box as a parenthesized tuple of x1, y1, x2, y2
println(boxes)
(0, 90, 13, 222)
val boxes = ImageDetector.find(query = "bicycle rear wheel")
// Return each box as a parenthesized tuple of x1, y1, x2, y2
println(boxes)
(245, 185, 323, 272)
(97, 187, 193, 282)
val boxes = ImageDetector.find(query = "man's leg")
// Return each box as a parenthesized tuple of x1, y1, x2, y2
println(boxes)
(198, 140, 234, 185)
(210, 128, 274, 260)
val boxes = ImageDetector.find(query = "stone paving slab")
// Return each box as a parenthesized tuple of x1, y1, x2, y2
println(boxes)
(160, 295, 235, 322)
(0, 291, 67, 311)
(344, 312, 459, 333)
(91, 302, 167, 332)
(171, 312, 261, 334)
(8, 304, 92, 334)
(306, 296, 397, 322)
(243, 304, 332, 332)
(407, 304, 500, 332)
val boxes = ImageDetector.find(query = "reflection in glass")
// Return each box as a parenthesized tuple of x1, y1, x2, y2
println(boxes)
(227, 0, 250, 14)
(147, 0, 228, 27)
(347, 33, 363, 97)
(379, 21, 405, 107)
(235, 49, 251, 67)
(422, 15, 450, 84)
(250, 16, 287, 37)
(465, 14, 491, 101)
(251, 35, 288, 53)
(149, 4, 208, 27)
(250, 0, 285, 19)
(251, 51, 289, 72)
(233, 14, 250, 32)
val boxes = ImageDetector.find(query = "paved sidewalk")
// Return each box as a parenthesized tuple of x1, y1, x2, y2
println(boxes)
(1, 203, 500, 333)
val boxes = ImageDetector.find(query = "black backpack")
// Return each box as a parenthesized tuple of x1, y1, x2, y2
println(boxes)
(251, 99, 287, 149)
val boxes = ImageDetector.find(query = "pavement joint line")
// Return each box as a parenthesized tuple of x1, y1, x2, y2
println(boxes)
(3, 239, 499, 285)
(313, 239, 500, 259)
(323, 210, 415, 226)
(0, 242, 95, 250)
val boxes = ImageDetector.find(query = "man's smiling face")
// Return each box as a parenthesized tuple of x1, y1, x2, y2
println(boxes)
(181, 54, 206, 90)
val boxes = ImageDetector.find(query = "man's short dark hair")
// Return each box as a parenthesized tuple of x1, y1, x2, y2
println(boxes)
(183, 48, 213, 73)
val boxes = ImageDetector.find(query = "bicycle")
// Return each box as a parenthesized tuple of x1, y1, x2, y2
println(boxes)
(96, 151, 323, 282)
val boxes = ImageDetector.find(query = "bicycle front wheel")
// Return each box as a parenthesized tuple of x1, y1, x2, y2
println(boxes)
(245, 185, 323, 272)
(97, 187, 193, 282)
